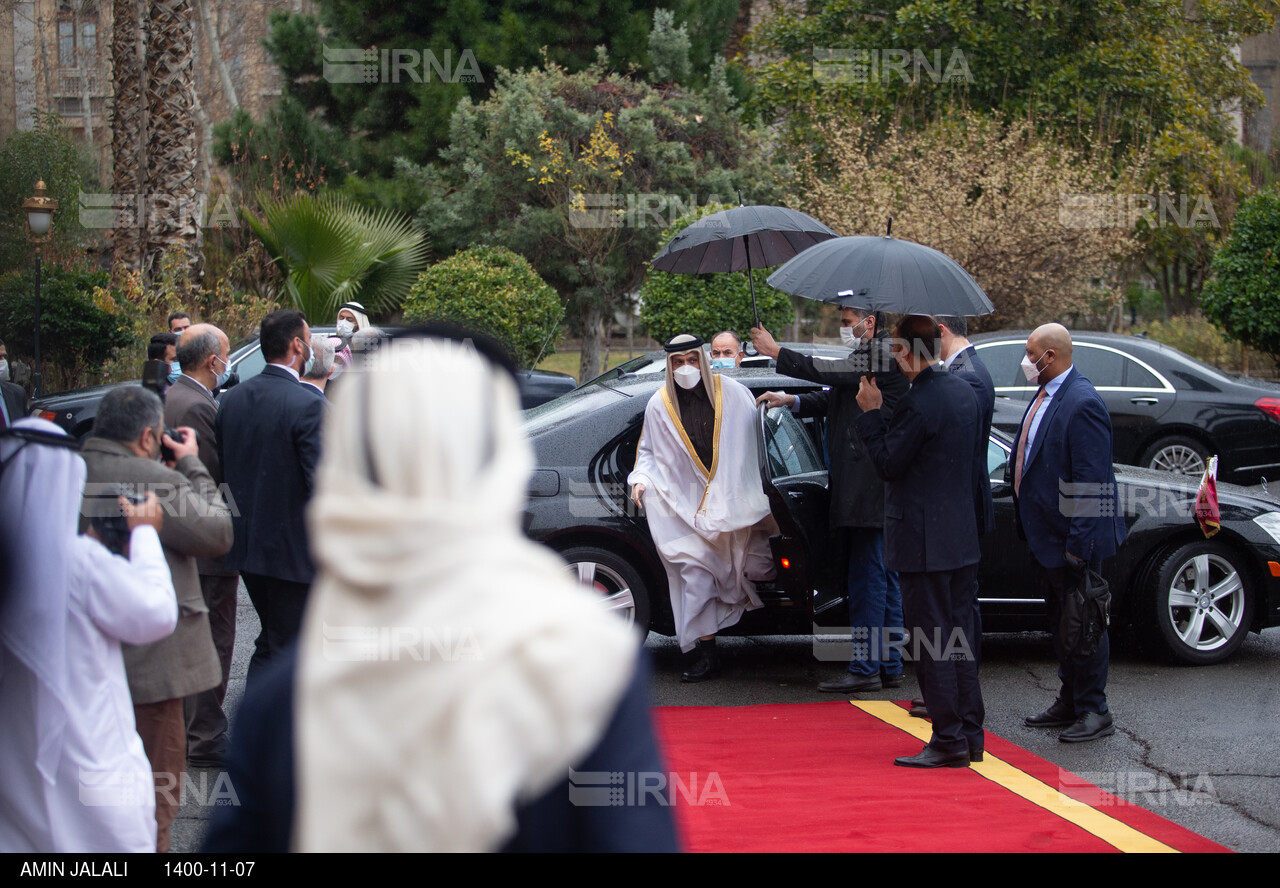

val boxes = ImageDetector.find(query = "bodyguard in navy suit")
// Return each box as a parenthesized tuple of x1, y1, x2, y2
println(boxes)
(216, 310, 325, 684)
(1012, 324, 1127, 743)
(854, 316, 985, 768)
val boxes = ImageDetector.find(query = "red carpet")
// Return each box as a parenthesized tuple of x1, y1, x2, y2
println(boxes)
(652, 701, 1227, 853)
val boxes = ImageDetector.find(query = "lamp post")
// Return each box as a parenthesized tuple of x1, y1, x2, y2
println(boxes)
(22, 180, 57, 399)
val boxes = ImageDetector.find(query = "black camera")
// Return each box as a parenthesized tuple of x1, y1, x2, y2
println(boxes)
(159, 426, 188, 463)
(90, 485, 147, 557)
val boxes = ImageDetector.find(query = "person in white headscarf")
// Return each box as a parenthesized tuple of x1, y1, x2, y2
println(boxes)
(331, 302, 370, 374)
(203, 327, 677, 853)
(628, 334, 777, 682)
(0, 419, 177, 852)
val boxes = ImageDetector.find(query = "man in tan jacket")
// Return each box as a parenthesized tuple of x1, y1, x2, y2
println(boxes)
(79, 386, 231, 852)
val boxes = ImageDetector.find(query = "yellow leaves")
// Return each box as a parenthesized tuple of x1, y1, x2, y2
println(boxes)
(508, 116, 634, 189)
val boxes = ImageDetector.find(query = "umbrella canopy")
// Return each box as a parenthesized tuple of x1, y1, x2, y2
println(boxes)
(766, 235, 994, 317)
(651, 205, 839, 274)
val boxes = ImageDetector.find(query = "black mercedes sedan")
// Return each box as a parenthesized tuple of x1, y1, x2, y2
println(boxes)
(524, 366, 1280, 665)
(971, 331, 1280, 484)
(31, 327, 577, 437)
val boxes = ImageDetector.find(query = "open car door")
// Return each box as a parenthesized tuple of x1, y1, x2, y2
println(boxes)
(756, 403, 843, 621)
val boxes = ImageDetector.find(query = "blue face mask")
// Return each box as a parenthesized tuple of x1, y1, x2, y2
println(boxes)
(710, 357, 736, 370)
(168, 361, 182, 384)
(213, 355, 231, 389)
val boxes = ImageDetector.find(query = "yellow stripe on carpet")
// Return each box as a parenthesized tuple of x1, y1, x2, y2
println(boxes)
(852, 701, 1178, 854)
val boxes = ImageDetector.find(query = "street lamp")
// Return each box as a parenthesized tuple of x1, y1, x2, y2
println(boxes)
(22, 180, 57, 399)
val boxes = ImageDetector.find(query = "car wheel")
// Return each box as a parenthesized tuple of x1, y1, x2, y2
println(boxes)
(1140, 541, 1255, 665)
(560, 545, 651, 636)
(1140, 435, 1209, 477)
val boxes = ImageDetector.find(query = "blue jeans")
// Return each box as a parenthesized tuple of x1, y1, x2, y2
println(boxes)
(846, 528, 904, 677)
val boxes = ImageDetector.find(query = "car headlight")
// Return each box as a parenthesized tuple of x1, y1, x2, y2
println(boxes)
(1252, 511, 1280, 545)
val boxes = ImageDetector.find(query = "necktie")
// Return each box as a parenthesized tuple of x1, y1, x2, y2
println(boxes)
(1014, 387, 1047, 496)
(0, 392, 9, 429)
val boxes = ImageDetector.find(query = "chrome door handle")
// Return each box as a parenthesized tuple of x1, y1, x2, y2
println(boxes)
(1129, 397, 1159, 405)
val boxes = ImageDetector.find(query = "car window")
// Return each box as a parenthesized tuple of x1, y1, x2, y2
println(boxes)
(1124, 358, 1162, 389)
(987, 437, 1009, 482)
(1071, 344, 1124, 387)
(232, 344, 266, 382)
(763, 407, 824, 479)
(973, 341, 1034, 389)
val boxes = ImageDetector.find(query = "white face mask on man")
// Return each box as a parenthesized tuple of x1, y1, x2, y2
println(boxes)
(1021, 350, 1048, 383)
(0, 359, 8, 382)
(673, 364, 702, 389)
(839, 316, 870, 348)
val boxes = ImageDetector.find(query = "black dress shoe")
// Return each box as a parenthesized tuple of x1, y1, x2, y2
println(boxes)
(681, 639, 720, 683)
(908, 704, 930, 719)
(881, 672, 904, 689)
(1059, 711, 1115, 743)
(1025, 698, 1076, 728)
(894, 746, 969, 769)
(910, 697, 925, 709)
(817, 673, 882, 694)
(969, 749, 984, 763)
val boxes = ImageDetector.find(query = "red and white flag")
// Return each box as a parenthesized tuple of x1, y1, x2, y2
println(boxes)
(1195, 455, 1220, 539)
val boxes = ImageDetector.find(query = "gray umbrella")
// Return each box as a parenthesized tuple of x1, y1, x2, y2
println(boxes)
(651, 203, 839, 326)
(765, 235, 994, 317)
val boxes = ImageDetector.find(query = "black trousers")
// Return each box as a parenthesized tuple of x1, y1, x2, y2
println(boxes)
(1034, 558, 1110, 715)
(184, 572, 240, 759)
(900, 565, 984, 755)
(241, 572, 310, 687)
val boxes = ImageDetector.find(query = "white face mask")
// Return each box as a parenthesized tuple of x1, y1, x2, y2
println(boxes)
(673, 364, 702, 390)
(0, 359, 8, 382)
(1021, 350, 1046, 383)
(336, 319, 355, 338)
(839, 317, 870, 347)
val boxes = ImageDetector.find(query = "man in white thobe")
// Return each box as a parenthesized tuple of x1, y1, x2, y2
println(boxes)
(629, 334, 777, 681)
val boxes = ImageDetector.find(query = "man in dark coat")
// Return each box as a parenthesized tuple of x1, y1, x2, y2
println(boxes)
(752, 308, 910, 693)
(166, 323, 238, 766)
(1012, 323, 1127, 743)
(216, 310, 325, 684)
(853, 315, 984, 768)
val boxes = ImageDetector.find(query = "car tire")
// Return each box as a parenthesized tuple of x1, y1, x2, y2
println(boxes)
(1140, 435, 1209, 477)
(1139, 540, 1255, 665)
(560, 545, 651, 636)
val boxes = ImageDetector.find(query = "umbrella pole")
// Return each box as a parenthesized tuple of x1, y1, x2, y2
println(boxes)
(743, 234, 760, 329)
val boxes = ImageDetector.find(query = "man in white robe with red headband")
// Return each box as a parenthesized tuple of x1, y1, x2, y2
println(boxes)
(629, 334, 777, 682)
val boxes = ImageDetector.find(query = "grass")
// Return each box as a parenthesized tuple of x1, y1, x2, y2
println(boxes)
(535, 350, 650, 381)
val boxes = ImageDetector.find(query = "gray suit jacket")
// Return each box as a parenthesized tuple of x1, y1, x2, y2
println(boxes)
(165, 375, 237, 577)
(78, 438, 230, 703)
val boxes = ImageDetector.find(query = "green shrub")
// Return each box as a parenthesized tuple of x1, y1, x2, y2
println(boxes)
(638, 205, 795, 345)
(403, 245, 562, 368)
(1140, 315, 1239, 370)
(0, 265, 138, 391)
(1201, 188, 1280, 363)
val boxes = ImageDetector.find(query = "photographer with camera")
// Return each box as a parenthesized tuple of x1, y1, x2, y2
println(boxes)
(78, 386, 232, 852)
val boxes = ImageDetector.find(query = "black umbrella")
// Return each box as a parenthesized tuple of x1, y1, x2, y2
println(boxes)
(650, 200, 838, 326)
(765, 234, 994, 317)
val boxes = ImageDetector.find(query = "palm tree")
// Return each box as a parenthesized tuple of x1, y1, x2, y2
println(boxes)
(110, 0, 146, 272)
(242, 193, 429, 322)
(110, 0, 200, 284)
(143, 0, 200, 283)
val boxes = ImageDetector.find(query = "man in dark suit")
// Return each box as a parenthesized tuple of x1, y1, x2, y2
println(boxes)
(854, 315, 984, 768)
(1012, 323, 1127, 743)
(166, 323, 238, 766)
(216, 310, 325, 684)
(752, 309, 910, 693)
(895, 315, 998, 721)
